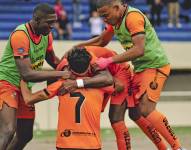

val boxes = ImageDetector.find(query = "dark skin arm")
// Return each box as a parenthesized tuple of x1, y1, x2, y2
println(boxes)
(112, 34, 145, 63)
(63, 29, 114, 58)
(59, 69, 114, 94)
(45, 50, 61, 84)
(45, 50, 60, 69)
(15, 57, 72, 82)
(20, 80, 49, 105)
(75, 29, 113, 47)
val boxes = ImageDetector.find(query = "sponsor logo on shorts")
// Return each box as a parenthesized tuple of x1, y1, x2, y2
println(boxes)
(60, 129, 96, 138)
(150, 81, 158, 90)
(18, 48, 25, 54)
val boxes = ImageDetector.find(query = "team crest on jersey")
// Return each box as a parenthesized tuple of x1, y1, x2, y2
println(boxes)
(18, 48, 25, 54)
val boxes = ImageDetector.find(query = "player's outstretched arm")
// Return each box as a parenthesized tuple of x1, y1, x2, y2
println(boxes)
(76, 29, 113, 47)
(15, 57, 72, 82)
(20, 80, 49, 105)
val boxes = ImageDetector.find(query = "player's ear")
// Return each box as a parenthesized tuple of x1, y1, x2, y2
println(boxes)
(33, 15, 40, 25)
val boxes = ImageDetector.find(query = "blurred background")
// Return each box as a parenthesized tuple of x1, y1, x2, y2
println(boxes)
(0, 0, 191, 149)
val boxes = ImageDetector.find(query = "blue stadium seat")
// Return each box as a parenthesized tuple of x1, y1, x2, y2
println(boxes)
(0, 0, 191, 41)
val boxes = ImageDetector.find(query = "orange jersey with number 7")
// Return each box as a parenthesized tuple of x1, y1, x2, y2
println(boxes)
(44, 80, 114, 149)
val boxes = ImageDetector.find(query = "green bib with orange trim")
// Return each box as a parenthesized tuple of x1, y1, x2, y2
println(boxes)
(0, 24, 48, 87)
(113, 6, 169, 72)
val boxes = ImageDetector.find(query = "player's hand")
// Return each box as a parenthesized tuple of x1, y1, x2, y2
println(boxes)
(95, 57, 113, 70)
(58, 79, 77, 95)
(112, 78, 125, 95)
(61, 70, 76, 80)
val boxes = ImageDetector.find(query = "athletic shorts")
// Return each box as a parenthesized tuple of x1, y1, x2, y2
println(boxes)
(0, 80, 20, 110)
(129, 64, 170, 107)
(0, 80, 35, 119)
(101, 64, 133, 111)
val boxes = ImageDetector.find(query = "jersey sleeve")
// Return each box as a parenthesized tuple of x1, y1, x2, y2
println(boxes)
(126, 12, 145, 36)
(44, 80, 64, 98)
(10, 30, 30, 57)
(46, 32, 53, 52)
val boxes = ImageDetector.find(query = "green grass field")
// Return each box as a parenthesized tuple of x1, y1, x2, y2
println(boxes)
(25, 126, 191, 150)
(33, 126, 191, 140)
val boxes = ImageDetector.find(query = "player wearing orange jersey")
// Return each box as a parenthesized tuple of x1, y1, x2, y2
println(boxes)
(70, 0, 183, 150)
(0, 3, 75, 150)
(62, 46, 169, 150)
(20, 48, 114, 150)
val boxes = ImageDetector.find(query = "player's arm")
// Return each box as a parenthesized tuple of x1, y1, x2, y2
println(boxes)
(76, 26, 114, 47)
(111, 12, 145, 63)
(20, 80, 49, 105)
(96, 13, 145, 69)
(45, 33, 60, 69)
(20, 79, 64, 105)
(59, 69, 113, 94)
(11, 31, 72, 82)
(15, 58, 71, 82)
(83, 69, 113, 88)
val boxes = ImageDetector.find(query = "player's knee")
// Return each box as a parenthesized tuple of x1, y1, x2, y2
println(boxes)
(109, 113, 123, 124)
(139, 107, 151, 117)
(128, 107, 141, 121)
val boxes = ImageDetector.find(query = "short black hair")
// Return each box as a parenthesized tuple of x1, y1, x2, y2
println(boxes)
(33, 3, 55, 18)
(96, 0, 122, 8)
(67, 47, 92, 74)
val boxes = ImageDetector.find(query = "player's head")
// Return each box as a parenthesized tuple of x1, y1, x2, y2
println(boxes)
(32, 3, 57, 36)
(67, 47, 92, 76)
(96, 0, 125, 25)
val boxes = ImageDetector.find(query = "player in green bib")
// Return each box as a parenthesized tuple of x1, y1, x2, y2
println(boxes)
(72, 0, 184, 150)
(0, 3, 73, 150)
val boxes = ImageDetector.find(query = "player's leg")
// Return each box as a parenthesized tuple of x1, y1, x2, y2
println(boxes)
(129, 106, 167, 150)
(137, 65, 182, 150)
(0, 103, 16, 150)
(6, 118, 34, 150)
(139, 94, 182, 150)
(109, 101, 131, 150)
(7, 95, 35, 150)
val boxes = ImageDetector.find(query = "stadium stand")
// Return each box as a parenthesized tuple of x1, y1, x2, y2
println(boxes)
(0, 0, 191, 41)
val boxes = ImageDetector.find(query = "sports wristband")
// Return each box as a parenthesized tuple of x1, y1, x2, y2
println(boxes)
(76, 79, 84, 88)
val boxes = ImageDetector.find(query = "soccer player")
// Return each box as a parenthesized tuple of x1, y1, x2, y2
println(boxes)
(0, 3, 73, 150)
(62, 46, 167, 150)
(72, 0, 183, 149)
(20, 48, 114, 150)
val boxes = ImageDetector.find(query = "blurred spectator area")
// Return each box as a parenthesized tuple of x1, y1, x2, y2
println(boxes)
(0, 0, 191, 41)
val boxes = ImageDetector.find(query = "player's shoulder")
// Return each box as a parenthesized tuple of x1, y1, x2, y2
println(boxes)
(11, 30, 28, 41)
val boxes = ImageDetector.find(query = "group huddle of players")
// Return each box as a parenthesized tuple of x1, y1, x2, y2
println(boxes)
(0, 1, 185, 150)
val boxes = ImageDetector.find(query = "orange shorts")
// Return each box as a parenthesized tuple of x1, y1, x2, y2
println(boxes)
(0, 80, 35, 119)
(128, 64, 170, 107)
(16, 94, 35, 119)
(101, 64, 133, 111)
(110, 64, 132, 105)
(0, 80, 19, 110)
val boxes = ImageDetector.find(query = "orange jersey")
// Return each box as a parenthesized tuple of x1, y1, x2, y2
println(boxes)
(11, 23, 53, 57)
(85, 46, 133, 108)
(85, 46, 131, 76)
(45, 80, 114, 149)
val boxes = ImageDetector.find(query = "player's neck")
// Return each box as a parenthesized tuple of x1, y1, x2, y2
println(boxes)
(29, 20, 39, 36)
